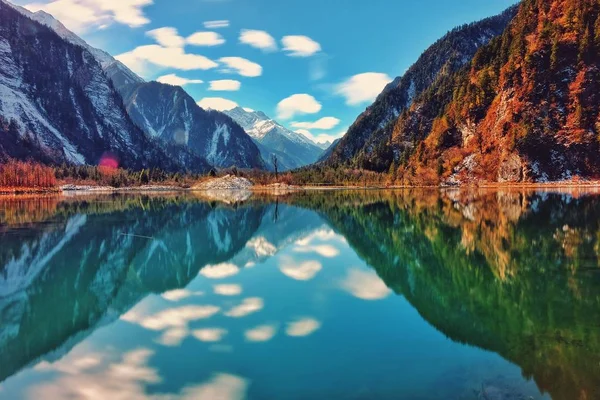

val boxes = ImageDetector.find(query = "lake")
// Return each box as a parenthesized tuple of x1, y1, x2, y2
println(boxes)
(0, 189, 598, 400)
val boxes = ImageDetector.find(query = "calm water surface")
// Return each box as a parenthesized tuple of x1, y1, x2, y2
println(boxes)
(0, 190, 599, 400)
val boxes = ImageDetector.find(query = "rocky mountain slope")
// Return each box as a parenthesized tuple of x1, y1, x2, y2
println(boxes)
(224, 107, 323, 171)
(118, 83, 265, 169)
(0, 1, 209, 172)
(322, 5, 519, 169)
(0, 0, 263, 171)
(371, 0, 600, 184)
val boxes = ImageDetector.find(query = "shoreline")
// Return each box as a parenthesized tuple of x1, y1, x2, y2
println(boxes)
(4, 181, 600, 195)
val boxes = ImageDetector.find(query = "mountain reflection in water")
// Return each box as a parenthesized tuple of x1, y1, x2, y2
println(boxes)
(0, 190, 598, 400)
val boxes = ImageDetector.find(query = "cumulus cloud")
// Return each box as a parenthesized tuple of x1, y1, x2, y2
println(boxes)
(224, 297, 264, 318)
(291, 117, 340, 130)
(286, 318, 321, 337)
(200, 263, 240, 278)
(219, 57, 262, 77)
(341, 269, 391, 300)
(239, 29, 277, 52)
(282, 35, 321, 57)
(214, 284, 243, 296)
(293, 244, 339, 258)
(245, 325, 277, 342)
(279, 256, 322, 281)
(116, 27, 219, 76)
(116, 45, 217, 76)
(187, 31, 226, 47)
(24, 0, 152, 33)
(135, 305, 221, 331)
(209, 79, 241, 91)
(204, 20, 229, 29)
(156, 74, 203, 86)
(157, 327, 189, 346)
(161, 289, 203, 301)
(276, 94, 321, 120)
(192, 328, 228, 342)
(197, 97, 239, 111)
(335, 72, 392, 105)
(146, 27, 184, 48)
(30, 349, 249, 400)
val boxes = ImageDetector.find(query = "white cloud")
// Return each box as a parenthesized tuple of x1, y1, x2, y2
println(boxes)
(187, 31, 226, 47)
(214, 284, 242, 296)
(335, 72, 392, 105)
(279, 256, 322, 281)
(224, 297, 264, 318)
(293, 244, 339, 258)
(157, 327, 189, 346)
(137, 305, 221, 330)
(243, 107, 255, 112)
(197, 97, 239, 111)
(161, 289, 203, 301)
(156, 74, 203, 86)
(286, 318, 321, 337)
(192, 328, 228, 342)
(341, 269, 391, 300)
(116, 45, 217, 76)
(30, 349, 249, 400)
(24, 0, 152, 34)
(116, 27, 219, 76)
(219, 57, 262, 77)
(146, 27, 184, 48)
(209, 79, 241, 91)
(291, 117, 340, 130)
(239, 29, 277, 52)
(204, 20, 229, 29)
(200, 263, 240, 278)
(245, 325, 277, 342)
(276, 94, 321, 120)
(282, 35, 321, 57)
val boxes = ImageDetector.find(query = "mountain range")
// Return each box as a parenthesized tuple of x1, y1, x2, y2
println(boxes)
(322, 0, 600, 184)
(0, 0, 264, 171)
(224, 107, 325, 171)
(1, 0, 599, 184)
(322, 4, 519, 170)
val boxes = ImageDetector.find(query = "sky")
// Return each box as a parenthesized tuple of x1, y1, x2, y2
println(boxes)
(16, 0, 518, 144)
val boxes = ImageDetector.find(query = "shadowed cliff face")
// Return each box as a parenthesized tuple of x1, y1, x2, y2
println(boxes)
(290, 189, 600, 400)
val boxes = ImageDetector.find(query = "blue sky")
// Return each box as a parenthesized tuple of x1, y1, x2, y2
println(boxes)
(17, 0, 517, 144)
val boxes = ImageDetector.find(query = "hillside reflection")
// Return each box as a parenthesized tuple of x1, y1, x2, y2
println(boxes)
(1, 190, 599, 399)
(289, 189, 600, 400)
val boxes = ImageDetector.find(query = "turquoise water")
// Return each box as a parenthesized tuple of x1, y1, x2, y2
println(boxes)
(0, 190, 598, 399)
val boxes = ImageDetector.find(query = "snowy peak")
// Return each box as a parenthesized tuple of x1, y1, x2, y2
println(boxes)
(224, 107, 325, 171)
(225, 107, 320, 148)
(6, 0, 143, 83)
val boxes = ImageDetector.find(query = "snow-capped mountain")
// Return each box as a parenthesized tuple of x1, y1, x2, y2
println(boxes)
(4, 1, 144, 88)
(118, 83, 265, 169)
(224, 107, 324, 171)
(0, 0, 209, 171)
(0, 0, 264, 170)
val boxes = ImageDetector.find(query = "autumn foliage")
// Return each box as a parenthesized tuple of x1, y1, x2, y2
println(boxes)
(0, 159, 56, 188)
